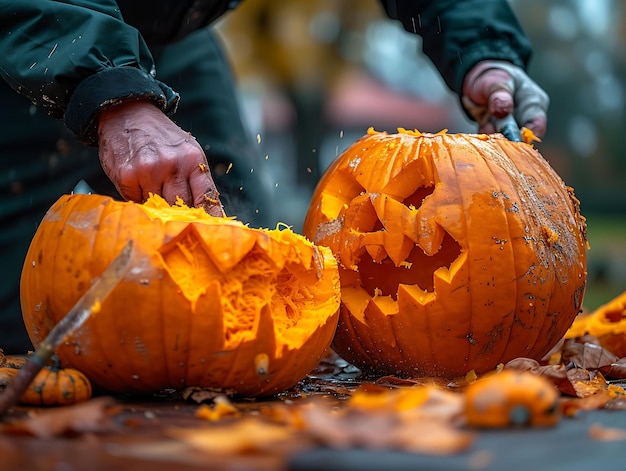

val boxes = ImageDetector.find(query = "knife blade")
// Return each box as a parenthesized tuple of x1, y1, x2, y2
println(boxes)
(492, 114, 522, 142)
(0, 239, 133, 415)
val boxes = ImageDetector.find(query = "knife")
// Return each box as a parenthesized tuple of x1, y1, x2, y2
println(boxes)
(0, 239, 133, 416)
(492, 114, 522, 142)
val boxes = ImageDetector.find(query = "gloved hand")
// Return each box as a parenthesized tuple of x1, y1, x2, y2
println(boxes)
(97, 101, 225, 217)
(462, 60, 549, 139)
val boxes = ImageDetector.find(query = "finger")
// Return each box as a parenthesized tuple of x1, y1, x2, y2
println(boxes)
(116, 182, 143, 203)
(465, 66, 513, 106)
(136, 179, 164, 203)
(162, 176, 193, 207)
(201, 188, 226, 218)
(488, 88, 514, 118)
(189, 167, 225, 217)
(488, 62, 549, 138)
(110, 168, 143, 203)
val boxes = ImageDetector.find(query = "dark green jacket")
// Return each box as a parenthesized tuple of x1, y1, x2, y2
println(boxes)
(0, 0, 531, 145)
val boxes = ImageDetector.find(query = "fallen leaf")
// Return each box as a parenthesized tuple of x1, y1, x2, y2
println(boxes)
(570, 370, 608, 398)
(561, 340, 619, 371)
(599, 358, 626, 379)
(181, 386, 237, 404)
(504, 358, 575, 395)
(561, 391, 615, 416)
(0, 396, 118, 438)
(167, 417, 297, 455)
(299, 398, 472, 455)
(604, 393, 626, 410)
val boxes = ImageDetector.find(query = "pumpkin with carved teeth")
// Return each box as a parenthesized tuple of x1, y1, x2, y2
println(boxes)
(20, 194, 340, 396)
(303, 128, 588, 378)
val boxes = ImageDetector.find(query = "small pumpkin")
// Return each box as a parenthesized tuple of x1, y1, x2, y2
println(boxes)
(565, 290, 626, 357)
(0, 360, 92, 406)
(303, 128, 588, 378)
(20, 194, 340, 397)
(465, 369, 560, 428)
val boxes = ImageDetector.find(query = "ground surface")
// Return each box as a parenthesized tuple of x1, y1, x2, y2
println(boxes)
(2, 363, 626, 471)
(2, 398, 626, 471)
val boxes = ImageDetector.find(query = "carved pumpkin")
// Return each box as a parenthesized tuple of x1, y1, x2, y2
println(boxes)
(0, 357, 92, 406)
(21, 194, 340, 397)
(303, 128, 587, 378)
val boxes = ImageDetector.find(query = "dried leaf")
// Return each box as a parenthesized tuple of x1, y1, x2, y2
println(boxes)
(0, 396, 118, 438)
(167, 418, 296, 455)
(504, 357, 542, 372)
(504, 358, 576, 395)
(561, 340, 619, 370)
(298, 398, 472, 455)
(570, 370, 608, 398)
(561, 391, 614, 416)
(374, 375, 427, 387)
(604, 392, 626, 410)
(599, 357, 626, 379)
(181, 386, 237, 404)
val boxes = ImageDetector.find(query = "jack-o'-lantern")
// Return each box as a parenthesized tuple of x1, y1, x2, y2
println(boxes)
(303, 128, 587, 378)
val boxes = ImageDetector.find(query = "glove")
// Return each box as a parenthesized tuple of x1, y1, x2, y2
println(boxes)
(462, 60, 549, 139)
(97, 100, 225, 217)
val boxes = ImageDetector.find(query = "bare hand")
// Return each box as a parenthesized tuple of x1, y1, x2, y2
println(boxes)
(462, 61, 549, 138)
(97, 101, 224, 216)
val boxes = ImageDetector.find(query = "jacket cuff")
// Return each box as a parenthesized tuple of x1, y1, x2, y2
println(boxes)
(453, 39, 527, 95)
(64, 67, 179, 146)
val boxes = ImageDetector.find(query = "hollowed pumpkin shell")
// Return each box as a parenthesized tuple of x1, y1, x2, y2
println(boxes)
(565, 290, 626, 357)
(21, 194, 340, 396)
(303, 128, 587, 378)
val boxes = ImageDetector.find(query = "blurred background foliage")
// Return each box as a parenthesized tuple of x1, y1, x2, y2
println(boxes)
(215, 0, 625, 310)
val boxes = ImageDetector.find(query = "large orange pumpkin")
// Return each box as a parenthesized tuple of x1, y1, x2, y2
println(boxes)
(303, 128, 588, 378)
(20, 194, 340, 396)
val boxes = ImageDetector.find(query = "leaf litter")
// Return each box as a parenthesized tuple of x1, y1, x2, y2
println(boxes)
(2, 298, 626, 466)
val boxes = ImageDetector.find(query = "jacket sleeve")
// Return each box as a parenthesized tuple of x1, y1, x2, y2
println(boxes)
(0, 0, 179, 145)
(378, 0, 532, 95)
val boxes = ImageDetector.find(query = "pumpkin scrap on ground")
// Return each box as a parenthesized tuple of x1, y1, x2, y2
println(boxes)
(565, 290, 626, 358)
(20, 193, 341, 397)
(464, 369, 560, 428)
(303, 128, 588, 378)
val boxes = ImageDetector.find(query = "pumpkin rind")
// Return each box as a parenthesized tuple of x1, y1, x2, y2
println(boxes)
(20, 194, 340, 396)
(303, 129, 587, 378)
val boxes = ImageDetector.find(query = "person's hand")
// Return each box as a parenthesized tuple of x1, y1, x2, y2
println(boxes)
(462, 60, 549, 139)
(97, 100, 225, 217)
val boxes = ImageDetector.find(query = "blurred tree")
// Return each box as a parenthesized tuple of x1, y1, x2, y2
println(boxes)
(511, 0, 626, 214)
(217, 0, 380, 187)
